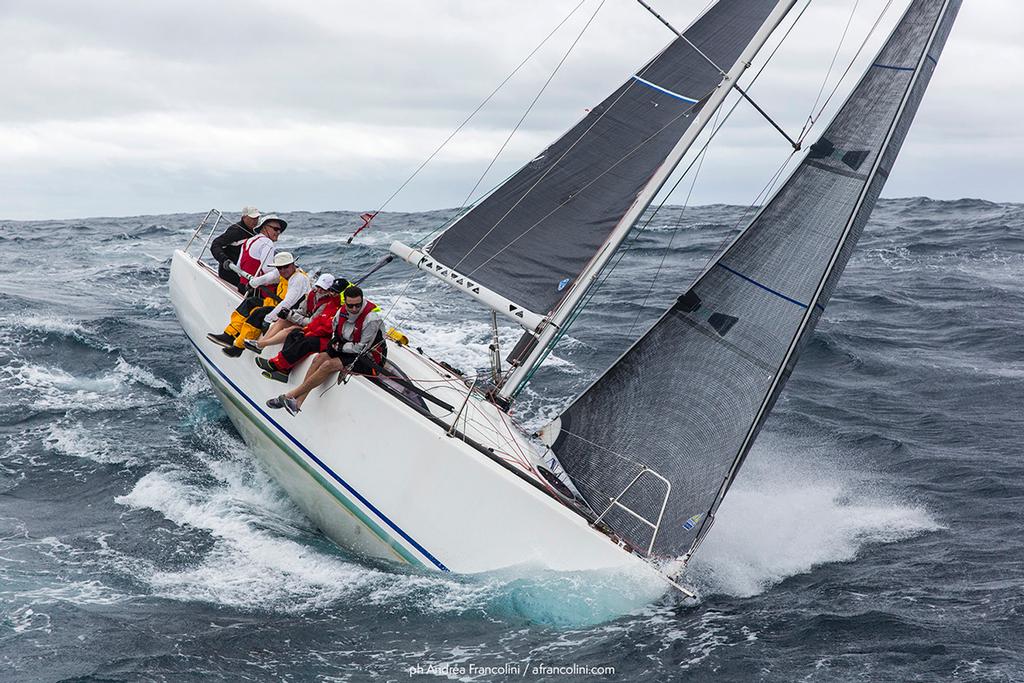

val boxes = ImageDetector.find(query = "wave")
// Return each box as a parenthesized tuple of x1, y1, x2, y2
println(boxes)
(0, 356, 175, 413)
(684, 439, 943, 599)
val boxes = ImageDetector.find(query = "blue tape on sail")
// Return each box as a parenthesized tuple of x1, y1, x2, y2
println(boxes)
(872, 63, 916, 72)
(631, 75, 699, 104)
(717, 263, 826, 312)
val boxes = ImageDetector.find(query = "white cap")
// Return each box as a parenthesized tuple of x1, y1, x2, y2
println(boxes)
(272, 251, 295, 267)
(314, 274, 335, 290)
(242, 206, 261, 218)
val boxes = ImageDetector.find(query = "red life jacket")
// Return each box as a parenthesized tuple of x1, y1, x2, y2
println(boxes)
(333, 300, 384, 366)
(304, 290, 333, 316)
(237, 234, 271, 288)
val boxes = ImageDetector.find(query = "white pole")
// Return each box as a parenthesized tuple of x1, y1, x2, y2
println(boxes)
(391, 241, 546, 331)
(498, 0, 798, 401)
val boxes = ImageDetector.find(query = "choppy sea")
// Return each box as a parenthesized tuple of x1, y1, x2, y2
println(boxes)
(0, 197, 1021, 681)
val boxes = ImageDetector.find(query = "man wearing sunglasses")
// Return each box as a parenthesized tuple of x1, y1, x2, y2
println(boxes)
(266, 286, 386, 415)
(234, 214, 287, 297)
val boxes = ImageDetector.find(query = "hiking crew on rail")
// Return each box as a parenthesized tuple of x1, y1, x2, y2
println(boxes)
(206, 210, 389, 416)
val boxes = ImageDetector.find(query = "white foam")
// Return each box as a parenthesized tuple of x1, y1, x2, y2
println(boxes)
(13, 580, 130, 608)
(0, 356, 173, 412)
(9, 314, 88, 338)
(113, 356, 176, 394)
(43, 420, 138, 466)
(112, 455, 666, 625)
(685, 442, 942, 598)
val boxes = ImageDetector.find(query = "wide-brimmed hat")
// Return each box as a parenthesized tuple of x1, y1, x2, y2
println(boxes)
(272, 251, 295, 267)
(257, 214, 287, 232)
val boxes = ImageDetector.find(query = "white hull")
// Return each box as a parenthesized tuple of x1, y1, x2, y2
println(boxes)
(169, 250, 661, 579)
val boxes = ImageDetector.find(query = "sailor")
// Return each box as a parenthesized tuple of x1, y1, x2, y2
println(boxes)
(266, 286, 386, 414)
(245, 273, 338, 351)
(235, 214, 287, 297)
(207, 251, 310, 357)
(210, 206, 260, 291)
(254, 277, 348, 382)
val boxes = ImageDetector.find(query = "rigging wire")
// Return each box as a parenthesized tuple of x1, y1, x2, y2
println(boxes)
(387, 0, 898, 403)
(459, 0, 817, 282)
(347, 0, 591, 242)
(506, 0, 816, 395)
(528, 0, 898, 363)
(798, 0, 896, 143)
(625, 106, 720, 339)
(808, 0, 861, 123)
(452, 0, 622, 271)
(455, 0, 608, 220)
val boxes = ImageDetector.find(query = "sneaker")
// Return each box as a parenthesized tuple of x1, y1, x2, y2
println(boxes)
(262, 370, 290, 383)
(255, 357, 274, 372)
(207, 332, 235, 348)
(222, 346, 243, 358)
(283, 397, 300, 415)
(266, 395, 287, 410)
(243, 339, 262, 354)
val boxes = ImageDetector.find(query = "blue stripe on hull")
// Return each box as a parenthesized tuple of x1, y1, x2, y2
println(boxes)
(185, 333, 449, 572)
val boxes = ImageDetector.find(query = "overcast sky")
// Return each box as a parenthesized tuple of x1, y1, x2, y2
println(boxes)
(0, 0, 1019, 220)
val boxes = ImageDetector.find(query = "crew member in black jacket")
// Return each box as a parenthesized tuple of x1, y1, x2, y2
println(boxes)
(211, 206, 260, 290)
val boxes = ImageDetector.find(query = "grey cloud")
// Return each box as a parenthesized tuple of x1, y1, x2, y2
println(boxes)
(0, 0, 1019, 220)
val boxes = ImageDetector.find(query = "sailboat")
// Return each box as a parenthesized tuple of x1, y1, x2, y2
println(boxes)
(169, 0, 961, 592)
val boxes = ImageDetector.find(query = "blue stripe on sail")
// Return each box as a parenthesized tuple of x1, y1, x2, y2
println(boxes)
(872, 63, 915, 72)
(926, 54, 938, 66)
(631, 75, 699, 104)
(717, 263, 809, 309)
(186, 333, 450, 572)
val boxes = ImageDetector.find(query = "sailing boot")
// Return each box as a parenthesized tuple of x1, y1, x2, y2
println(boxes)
(262, 369, 290, 383)
(206, 332, 235, 348)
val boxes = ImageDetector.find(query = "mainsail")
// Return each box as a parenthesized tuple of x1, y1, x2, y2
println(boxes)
(399, 0, 788, 323)
(546, 0, 961, 558)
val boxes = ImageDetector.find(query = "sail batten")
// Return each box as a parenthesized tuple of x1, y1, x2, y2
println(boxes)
(548, 0, 961, 559)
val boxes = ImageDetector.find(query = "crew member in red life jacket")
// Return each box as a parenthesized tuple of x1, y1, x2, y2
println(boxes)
(244, 273, 342, 353)
(266, 286, 386, 415)
(254, 277, 348, 382)
(235, 214, 287, 297)
(210, 206, 260, 291)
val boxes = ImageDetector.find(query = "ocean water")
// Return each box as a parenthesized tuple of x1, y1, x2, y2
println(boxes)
(0, 197, 1021, 681)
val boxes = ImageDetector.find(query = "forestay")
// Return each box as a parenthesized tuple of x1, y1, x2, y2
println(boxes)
(546, 0, 961, 558)
(425, 0, 780, 320)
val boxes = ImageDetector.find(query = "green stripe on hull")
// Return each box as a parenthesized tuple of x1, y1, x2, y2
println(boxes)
(201, 365, 426, 569)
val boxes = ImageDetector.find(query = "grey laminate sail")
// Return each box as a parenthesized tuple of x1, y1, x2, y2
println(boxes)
(547, 0, 961, 558)
(426, 0, 779, 318)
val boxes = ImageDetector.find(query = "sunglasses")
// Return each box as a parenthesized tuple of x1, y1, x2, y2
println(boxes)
(345, 300, 363, 309)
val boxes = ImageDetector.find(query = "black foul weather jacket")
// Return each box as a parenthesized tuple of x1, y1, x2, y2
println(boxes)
(210, 220, 256, 290)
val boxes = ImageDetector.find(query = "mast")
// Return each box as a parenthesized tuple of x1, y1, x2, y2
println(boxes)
(497, 0, 797, 401)
(683, 0, 957, 562)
